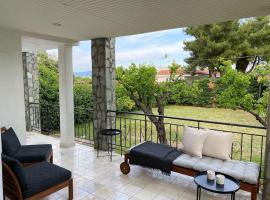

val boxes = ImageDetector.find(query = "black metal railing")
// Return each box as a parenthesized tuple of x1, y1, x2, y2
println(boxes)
(74, 106, 94, 143)
(29, 103, 41, 130)
(29, 104, 267, 178)
(107, 111, 266, 165)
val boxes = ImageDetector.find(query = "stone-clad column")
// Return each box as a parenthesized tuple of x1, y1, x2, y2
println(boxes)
(263, 83, 270, 199)
(58, 44, 75, 147)
(92, 38, 116, 149)
(22, 52, 40, 131)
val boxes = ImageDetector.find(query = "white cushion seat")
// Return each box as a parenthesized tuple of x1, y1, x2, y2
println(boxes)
(173, 153, 259, 184)
(219, 160, 260, 184)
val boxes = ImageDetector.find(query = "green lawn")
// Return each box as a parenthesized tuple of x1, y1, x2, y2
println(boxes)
(155, 105, 263, 127)
(75, 105, 266, 168)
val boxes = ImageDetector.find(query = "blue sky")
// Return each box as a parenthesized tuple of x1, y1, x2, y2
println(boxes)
(48, 27, 192, 72)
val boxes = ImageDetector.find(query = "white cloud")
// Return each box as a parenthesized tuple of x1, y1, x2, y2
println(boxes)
(116, 42, 187, 67)
(46, 28, 191, 71)
(118, 28, 184, 44)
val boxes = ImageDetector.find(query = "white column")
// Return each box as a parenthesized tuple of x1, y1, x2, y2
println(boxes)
(58, 44, 75, 147)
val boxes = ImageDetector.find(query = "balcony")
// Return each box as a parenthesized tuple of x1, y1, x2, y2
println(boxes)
(27, 131, 259, 200)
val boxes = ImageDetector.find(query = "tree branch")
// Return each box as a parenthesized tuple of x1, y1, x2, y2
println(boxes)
(240, 106, 266, 127)
(246, 56, 259, 73)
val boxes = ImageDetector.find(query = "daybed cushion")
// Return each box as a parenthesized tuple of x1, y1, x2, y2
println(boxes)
(182, 126, 207, 158)
(1, 128, 22, 156)
(202, 129, 233, 160)
(173, 153, 223, 172)
(219, 160, 259, 184)
(23, 161, 71, 198)
(14, 144, 52, 163)
(173, 153, 259, 184)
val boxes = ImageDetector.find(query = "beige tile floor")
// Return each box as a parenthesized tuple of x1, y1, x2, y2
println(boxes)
(26, 132, 260, 200)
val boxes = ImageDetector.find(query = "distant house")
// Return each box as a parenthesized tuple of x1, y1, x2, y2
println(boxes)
(156, 68, 219, 83)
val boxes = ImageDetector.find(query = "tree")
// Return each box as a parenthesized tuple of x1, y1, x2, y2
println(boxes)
(237, 16, 270, 72)
(116, 83, 135, 111)
(215, 60, 251, 109)
(236, 16, 270, 72)
(168, 60, 182, 81)
(116, 64, 170, 143)
(183, 17, 270, 74)
(183, 21, 243, 76)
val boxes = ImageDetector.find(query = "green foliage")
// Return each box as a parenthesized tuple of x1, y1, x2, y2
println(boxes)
(184, 17, 270, 73)
(184, 21, 242, 73)
(168, 60, 181, 81)
(241, 16, 270, 63)
(169, 78, 214, 107)
(194, 78, 214, 106)
(38, 53, 60, 131)
(74, 77, 93, 123)
(38, 53, 94, 130)
(117, 64, 168, 108)
(216, 63, 251, 109)
(116, 83, 135, 111)
(169, 80, 196, 105)
(255, 91, 269, 118)
(251, 64, 270, 86)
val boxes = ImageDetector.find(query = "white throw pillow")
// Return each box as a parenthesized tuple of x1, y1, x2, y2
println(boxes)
(202, 129, 234, 160)
(182, 126, 207, 158)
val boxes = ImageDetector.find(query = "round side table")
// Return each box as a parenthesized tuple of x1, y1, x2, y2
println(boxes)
(194, 171, 240, 200)
(97, 129, 122, 161)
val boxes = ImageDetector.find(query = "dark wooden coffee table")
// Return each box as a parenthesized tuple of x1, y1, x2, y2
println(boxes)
(194, 171, 240, 200)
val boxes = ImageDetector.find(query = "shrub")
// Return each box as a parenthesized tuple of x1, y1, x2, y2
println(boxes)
(215, 63, 251, 109)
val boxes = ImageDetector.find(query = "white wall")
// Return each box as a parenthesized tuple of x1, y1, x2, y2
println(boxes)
(0, 28, 26, 143)
(0, 28, 26, 198)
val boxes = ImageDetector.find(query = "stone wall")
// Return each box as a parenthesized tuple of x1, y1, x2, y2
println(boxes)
(22, 52, 40, 131)
(92, 38, 116, 149)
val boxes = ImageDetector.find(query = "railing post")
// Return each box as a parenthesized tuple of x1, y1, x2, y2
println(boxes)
(144, 115, 147, 141)
(263, 82, 270, 199)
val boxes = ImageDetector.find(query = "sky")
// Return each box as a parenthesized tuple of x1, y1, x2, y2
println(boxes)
(47, 27, 192, 73)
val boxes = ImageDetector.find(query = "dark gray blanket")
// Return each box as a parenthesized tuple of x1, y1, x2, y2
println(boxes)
(129, 141, 182, 175)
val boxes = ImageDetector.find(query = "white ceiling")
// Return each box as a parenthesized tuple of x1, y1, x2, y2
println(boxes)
(0, 0, 270, 42)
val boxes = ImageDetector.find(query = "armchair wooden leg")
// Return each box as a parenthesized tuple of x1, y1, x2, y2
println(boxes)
(68, 178, 73, 200)
(50, 154, 53, 163)
(251, 185, 258, 200)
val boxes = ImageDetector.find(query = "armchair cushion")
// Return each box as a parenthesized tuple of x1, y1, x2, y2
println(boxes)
(14, 144, 52, 163)
(23, 162, 72, 198)
(2, 154, 28, 190)
(1, 128, 21, 156)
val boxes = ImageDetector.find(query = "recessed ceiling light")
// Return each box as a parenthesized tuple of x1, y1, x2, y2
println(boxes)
(52, 22, 62, 27)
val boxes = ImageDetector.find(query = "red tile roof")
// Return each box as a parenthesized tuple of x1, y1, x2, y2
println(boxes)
(157, 68, 184, 76)
(157, 68, 210, 76)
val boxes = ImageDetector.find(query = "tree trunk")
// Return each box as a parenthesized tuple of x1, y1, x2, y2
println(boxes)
(156, 122, 168, 144)
(263, 83, 270, 199)
(128, 93, 168, 144)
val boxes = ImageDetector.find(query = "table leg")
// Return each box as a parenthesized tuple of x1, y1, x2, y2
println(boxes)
(97, 133, 99, 158)
(231, 192, 235, 200)
(120, 132, 122, 156)
(110, 135, 113, 161)
(196, 186, 201, 200)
